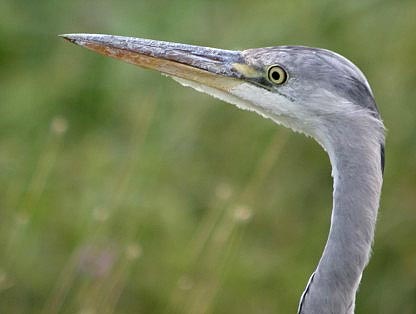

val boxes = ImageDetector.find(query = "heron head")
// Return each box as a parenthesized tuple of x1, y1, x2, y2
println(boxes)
(235, 46, 383, 143)
(61, 34, 383, 150)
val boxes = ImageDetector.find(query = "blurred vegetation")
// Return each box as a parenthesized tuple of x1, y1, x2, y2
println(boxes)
(0, 0, 415, 313)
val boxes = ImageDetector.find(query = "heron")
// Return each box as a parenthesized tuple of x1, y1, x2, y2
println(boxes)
(61, 33, 385, 314)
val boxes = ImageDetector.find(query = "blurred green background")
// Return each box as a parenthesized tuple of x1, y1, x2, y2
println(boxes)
(1, 0, 415, 313)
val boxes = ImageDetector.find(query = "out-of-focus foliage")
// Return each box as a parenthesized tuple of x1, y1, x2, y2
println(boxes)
(0, 0, 415, 313)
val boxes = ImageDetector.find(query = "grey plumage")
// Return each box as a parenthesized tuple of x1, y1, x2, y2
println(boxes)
(241, 46, 380, 116)
(62, 34, 385, 314)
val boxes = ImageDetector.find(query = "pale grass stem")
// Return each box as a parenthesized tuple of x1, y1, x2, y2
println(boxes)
(43, 98, 156, 314)
(6, 116, 68, 260)
(167, 130, 289, 314)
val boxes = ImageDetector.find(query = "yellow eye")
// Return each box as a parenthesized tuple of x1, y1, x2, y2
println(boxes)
(267, 65, 287, 85)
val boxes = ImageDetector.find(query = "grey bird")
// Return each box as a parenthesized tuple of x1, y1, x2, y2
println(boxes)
(61, 34, 385, 314)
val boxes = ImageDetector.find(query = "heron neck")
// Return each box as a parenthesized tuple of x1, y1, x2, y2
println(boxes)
(299, 125, 384, 314)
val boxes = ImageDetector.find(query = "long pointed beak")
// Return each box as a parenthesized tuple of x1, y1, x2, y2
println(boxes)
(60, 33, 247, 91)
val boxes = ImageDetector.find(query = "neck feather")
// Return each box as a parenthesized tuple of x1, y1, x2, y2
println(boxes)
(298, 114, 384, 314)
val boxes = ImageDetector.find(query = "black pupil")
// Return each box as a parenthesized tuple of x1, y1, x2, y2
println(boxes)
(271, 70, 281, 81)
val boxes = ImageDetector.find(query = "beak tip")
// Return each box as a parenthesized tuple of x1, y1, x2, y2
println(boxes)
(59, 34, 79, 45)
(59, 33, 95, 46)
